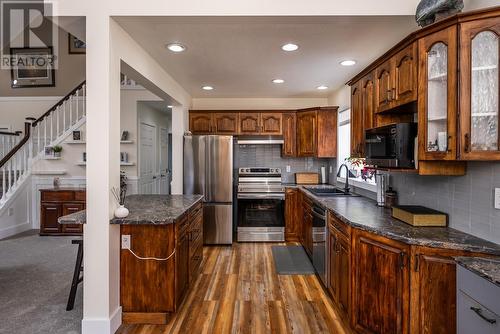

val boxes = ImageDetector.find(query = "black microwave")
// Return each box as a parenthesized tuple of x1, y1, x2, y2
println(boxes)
(365, 123, 417, 168)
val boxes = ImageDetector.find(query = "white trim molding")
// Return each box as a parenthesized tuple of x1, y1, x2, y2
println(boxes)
(81, 306, 122, 334)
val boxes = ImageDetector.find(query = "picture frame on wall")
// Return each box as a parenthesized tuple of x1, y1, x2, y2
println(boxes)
(44, 146, 54, 157)
(68, 34, 86, 54)
(120, 131, 129, 141)
(73, 130, 82, 141)
(10, 47, 55, 88)
(82, 152, 86, 162)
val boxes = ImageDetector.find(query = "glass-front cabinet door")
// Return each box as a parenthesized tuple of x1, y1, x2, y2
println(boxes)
(460, 18, 500, 160)
(418, 26, 458, 160)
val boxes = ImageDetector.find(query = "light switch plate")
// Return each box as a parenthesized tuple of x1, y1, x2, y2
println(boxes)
(329, 166, 333, 173)
(286, 165, 291, 172)
(495, 188, 500, 209)
(121, 235, 131, 249)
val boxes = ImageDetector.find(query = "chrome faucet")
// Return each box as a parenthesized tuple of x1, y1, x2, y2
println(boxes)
(336, 164, 350, 193)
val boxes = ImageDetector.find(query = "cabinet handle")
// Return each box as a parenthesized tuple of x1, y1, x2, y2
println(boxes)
(414, 254, 420, 272)
(470, 307, 497, 324)
(399, 252, 407, 269)
(387, 89, 392, 102)
(447, 135, 452, 153)
(464, 133, 470, 153)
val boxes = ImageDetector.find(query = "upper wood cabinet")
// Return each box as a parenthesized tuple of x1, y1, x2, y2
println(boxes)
(282, 113, 296, 157)
(261, 112, 282, 134)
(297, 111, 317, 157)
(238, 113, 260, 134)
(418, 26, 458, 161)
(297, 107, 337, 158)
(239, 112, 283, 135)
(213, 113, 239, 134)
(351, 81, 364, 157)
(374, 43, 418, 114)
(459, 17, 500, 160)
(189, 112, 213, 134)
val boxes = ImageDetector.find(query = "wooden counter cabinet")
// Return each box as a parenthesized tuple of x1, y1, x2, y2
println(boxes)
(40, 188, 85, 236)
(284, 188, 300, 241)
(121, 202, 204, 324)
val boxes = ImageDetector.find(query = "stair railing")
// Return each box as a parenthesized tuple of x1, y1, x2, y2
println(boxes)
(31, 80, 86, 156)
(0, 122, 31, 202)
(0, 130, 22, 161)
(0, 80, 86, 203)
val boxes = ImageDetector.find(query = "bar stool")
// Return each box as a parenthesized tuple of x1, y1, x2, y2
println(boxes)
(66, 239, 83, 311)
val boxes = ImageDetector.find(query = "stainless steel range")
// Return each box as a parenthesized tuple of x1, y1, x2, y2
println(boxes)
(237, 167, 285, 242)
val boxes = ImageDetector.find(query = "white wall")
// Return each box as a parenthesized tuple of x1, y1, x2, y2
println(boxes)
(0, 176, 31, 239)
(0, 25, 85, 97)
(0, 97, 61, 131)
(191, 97, 329, 110)
(327, 85, 350, 110)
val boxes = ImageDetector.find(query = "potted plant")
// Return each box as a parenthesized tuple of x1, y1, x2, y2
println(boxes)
(53, 145, 63, 158)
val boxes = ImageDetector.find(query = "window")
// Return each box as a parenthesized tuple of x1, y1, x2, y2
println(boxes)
(336, 109, 376, 192)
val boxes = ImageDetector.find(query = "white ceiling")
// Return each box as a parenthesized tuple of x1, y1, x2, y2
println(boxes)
(115, 16, 417, 98)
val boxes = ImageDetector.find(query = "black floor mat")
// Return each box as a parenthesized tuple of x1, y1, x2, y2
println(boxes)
(271, 245, 315, 275)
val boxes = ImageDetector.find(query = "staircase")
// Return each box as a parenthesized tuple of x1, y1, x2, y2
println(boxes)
(0, 81, 86, 205)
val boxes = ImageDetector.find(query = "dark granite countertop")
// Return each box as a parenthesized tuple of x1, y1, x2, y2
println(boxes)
(58, 210, 86, 225)
(299, 187, 500, 256)
(110, 194, 204, 225)
(456, 257, 500, 287)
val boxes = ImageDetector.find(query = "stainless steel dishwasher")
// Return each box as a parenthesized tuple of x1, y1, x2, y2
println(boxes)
(311, 203, 327, 286)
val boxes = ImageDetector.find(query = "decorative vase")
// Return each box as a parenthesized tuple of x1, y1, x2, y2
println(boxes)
(54, 151, 61, 158)
(114, 205, 129, 218)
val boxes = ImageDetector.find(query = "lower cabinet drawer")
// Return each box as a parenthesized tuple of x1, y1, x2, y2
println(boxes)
(457, 290, 499, 334)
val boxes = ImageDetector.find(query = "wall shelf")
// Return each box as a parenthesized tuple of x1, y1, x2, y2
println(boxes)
(43, 156, 61, 160)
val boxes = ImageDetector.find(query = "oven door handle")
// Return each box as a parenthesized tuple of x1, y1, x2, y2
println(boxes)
(237, 193, 285, 200)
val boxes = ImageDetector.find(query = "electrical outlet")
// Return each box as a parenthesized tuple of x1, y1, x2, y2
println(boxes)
(329, 165, 333, 173)
(121, 235, 131, 249)
(7, 207, 13, 216)
(286, 165, 291, 173)
(495, 188, 500, 209)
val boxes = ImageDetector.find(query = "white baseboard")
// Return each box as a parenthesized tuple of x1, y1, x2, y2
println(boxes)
(0, 221, 31, 240)
(81, 306, 122, 334)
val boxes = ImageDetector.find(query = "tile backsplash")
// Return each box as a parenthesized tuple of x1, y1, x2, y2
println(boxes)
(389, 162, 500, 244)
(235, 144, 336, 184)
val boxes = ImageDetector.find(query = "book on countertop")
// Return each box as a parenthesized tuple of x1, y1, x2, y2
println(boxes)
(392, 205, 448, 227)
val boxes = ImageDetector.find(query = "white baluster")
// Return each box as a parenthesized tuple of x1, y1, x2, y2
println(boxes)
(50, 114, 53, 143)
(1, 167, 5, 201)
(76, 89, 79, 120)
(44, 118, 47, 149)
(63, 102, 66, 131)
(56, 106, 60, 137)
(69, 96, 73, 126)
(8, 159, 12, 193)
(83, 84, 86, 116)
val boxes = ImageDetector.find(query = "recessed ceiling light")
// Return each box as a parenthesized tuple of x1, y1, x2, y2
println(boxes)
(340, 60, 356, 66)
(166, 43, 186, 53)
(272, 79, 285, 84)
(317, 85, 329, 90)
(281, 43, 299, 52)
(167, 105, 173, 108)
(202, 85, 214, 91)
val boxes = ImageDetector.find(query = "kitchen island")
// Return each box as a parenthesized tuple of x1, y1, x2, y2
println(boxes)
(110, 194, 204, 324)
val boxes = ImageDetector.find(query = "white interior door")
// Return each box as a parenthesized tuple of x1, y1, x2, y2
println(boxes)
(139, 122, 156, 194)
(159, 127, 169, 194)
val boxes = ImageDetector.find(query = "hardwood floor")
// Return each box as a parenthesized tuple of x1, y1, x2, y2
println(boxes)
(117, 243, 352, 334)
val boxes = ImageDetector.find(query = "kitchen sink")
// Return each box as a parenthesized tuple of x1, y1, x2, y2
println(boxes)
(303, 187, 359, 197)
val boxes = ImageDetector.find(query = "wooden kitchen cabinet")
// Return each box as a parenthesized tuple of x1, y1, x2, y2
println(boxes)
(239, 112, 282, 135)
(352, 230, 410, 334)
(301, 194, 313, 256)
(213, 113, 239, 134)
(459, 17, 500, 160)
(350, 81, 364, 157)
(285, 188, 300, 242)
(328, 211, 351, 318)
(189, 112, 214, 134)
(121, 202, 203, 324)
(297, 107, 337, 158)
(261, 112, 282, 134)
(418, 26, 458, 161)
(40, 189, 85, 236)
(239, 113, 261, 134)
(297, 111, 317, 156)
(282, 113, 296, 156)
(374, 43, 418, 114)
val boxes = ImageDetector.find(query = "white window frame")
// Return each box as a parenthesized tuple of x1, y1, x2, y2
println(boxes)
(336, 108, 376, 193)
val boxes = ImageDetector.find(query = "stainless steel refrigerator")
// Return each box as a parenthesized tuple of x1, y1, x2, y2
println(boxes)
(184, 135, 233, 245)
